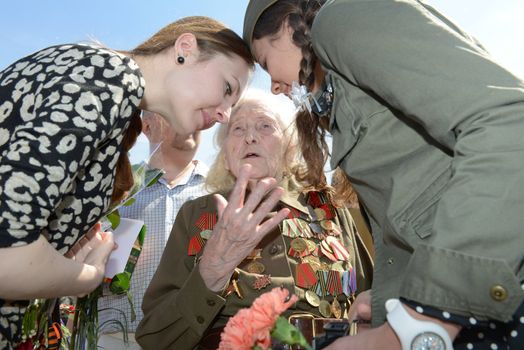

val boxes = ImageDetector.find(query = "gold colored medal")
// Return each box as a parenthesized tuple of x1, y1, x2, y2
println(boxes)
(232, 279, 244, 299)
(318, 300, 332, 318)
(246, 261, 265, 274)
(331, 262, 345, 273)
(305, 290, 321, 307)
(302, 256, 321, 272)
(304, 239, 317, 254)
(290, 238, 308, 253)
(320, 262, 331, 271)
(331, 298, 342, 319)
(321, 220, 335, 231)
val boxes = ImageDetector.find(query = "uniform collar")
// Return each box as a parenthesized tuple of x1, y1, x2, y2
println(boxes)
(278, 175, 310, 216)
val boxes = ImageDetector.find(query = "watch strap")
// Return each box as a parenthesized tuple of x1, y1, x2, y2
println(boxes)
(386, 299, 453, 350)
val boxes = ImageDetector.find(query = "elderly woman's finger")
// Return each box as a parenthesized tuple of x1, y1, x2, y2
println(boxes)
(241, 177, 278, 215)
(257, 208, 290, 238)
(248, 184, 285, 223)
(226, 164, 252, 209)
(214, 194, 229, 219)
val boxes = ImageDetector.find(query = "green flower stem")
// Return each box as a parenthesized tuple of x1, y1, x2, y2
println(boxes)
(271, 316, 313, 350)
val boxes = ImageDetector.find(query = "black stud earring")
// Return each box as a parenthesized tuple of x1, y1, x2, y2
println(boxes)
(177, 56, 185, 64)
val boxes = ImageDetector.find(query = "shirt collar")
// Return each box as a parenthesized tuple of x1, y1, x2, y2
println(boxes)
(157, 160, 208, 188)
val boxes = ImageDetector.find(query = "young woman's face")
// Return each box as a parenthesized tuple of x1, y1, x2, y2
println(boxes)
(224, 102, 286, 181)
(252, 23, 303, 96)
(164, 52, 251, 135)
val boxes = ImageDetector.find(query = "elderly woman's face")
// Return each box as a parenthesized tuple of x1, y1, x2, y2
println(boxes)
(225, 103, 286, 181)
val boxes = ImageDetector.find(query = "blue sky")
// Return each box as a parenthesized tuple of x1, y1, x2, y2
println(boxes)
(1, 0, 522, 168)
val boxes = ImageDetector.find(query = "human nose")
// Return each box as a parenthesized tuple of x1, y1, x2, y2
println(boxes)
(215, 105, 231, 124)
(244, 126, 259, 144)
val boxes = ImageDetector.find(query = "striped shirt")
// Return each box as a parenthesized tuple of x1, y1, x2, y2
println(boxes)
(98, 160, 208, 332)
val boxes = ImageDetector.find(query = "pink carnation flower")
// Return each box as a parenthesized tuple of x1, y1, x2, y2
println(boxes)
(218, 287, 298, 350)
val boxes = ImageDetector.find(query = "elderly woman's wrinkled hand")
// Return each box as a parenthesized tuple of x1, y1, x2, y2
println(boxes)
(199, 164, 290, 292)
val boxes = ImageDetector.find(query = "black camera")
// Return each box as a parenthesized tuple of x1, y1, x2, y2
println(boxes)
(312, 320, 350, 350)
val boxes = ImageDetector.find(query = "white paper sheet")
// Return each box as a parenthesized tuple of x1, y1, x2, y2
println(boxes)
(104, 217, 145, 279)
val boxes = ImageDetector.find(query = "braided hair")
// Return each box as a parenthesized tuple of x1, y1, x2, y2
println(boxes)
(253, 0, 330, 192)
(111, 110, 142, 204)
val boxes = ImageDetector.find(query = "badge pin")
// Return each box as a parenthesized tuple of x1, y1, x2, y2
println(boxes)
(253, 274, 272, 290)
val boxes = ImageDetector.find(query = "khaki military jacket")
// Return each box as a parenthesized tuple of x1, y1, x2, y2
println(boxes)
(312, 0, 524, 326)
(135, 178, 373, 349)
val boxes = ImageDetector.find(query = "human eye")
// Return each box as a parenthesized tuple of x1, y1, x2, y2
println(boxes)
(257, 120, 276, 133)
(225, 81, 232, 96)
(231, 124, 244, 135)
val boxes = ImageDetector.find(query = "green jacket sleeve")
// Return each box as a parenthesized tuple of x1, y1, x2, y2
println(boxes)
(312, 0, 524, 321)
(135, 199, 225, 350)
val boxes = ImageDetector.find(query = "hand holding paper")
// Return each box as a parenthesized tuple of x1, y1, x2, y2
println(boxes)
(104, 218, 145, 279)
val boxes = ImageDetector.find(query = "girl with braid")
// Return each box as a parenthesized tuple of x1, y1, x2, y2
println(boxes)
(243, 1, 524, 349)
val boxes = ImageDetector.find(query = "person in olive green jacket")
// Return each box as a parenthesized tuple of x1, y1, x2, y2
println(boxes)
(242, 0, 524, 349)
(135, 90, 373, 349)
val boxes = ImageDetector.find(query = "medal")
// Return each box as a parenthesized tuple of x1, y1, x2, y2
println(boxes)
(350, 268, 357, 294)
(321, 220, 335, 231)
(327, 270, 342, 296)
(331, 298, 342, 319)
(246, 248, 262, 260)
(314, 270, 328, 297)
(309, 222, 323, 235)
(296, 219, 313, 238)
(246, 261, 265, 274)
(314, 208, 326, 221)
(307, 192, 323, 207)
(305, 290, 320, 307)
(325, 236, 350, 261)
(232, 279, 244, 299)
(295, 262, 318, 289)
(320, 262, 331, 271)
(318, 300, 332, 318)
(187, 235, 204, 255)
(291, 238, 308, 252)
(245, 248, 264, 274)
(302, 255, 321, 272)
(223, 270, 243, 299)
(253, 274, 272, 290)
(331, 261, 345, 273)
(196, 212, 217, 230)
(282, 219, 299, 238)
(199, 229, 212, 240)
(330, 223, 342, 236)
(318, 204, 335, 220)
(304, 239, 317, 254)
(320, 239, 337, 262)
(288, 238, 308, 258)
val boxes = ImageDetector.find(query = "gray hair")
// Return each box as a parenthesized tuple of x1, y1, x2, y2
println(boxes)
(205, 89, 301, 193)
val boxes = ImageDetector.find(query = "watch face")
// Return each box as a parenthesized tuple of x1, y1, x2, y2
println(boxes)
(411, 332, 446, 350)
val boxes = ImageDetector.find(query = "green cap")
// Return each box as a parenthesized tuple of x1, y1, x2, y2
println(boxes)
(243, 0, 279, 53)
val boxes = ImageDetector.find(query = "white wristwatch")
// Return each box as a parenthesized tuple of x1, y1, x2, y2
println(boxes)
(385, 299, 454, 350)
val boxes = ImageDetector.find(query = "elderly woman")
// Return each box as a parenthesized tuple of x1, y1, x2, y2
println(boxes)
(135, 90, 373, 349)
